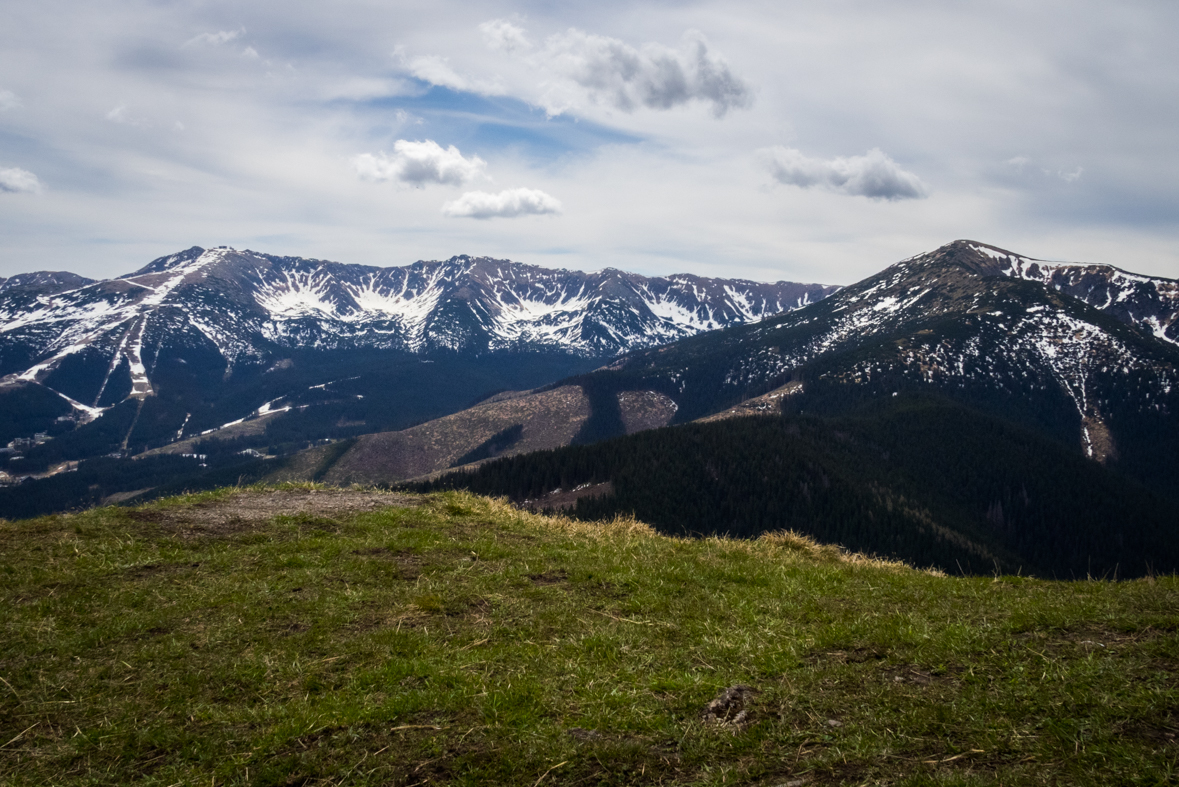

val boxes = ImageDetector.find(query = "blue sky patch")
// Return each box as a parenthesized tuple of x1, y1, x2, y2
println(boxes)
(355, 86, 642, 163)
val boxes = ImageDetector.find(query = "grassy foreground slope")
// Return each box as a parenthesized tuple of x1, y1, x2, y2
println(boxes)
(1, 488, 1177, 786)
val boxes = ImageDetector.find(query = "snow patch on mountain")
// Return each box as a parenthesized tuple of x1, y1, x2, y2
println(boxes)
(1, 247, 835, 413)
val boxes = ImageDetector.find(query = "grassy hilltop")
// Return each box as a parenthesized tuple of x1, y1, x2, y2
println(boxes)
(1, 487, 1177, 786)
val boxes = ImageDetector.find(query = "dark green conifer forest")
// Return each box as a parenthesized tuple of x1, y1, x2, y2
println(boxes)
(413, 394, 1179, 578)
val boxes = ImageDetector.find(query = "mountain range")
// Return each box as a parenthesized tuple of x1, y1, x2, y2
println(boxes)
(0, 246, 834, 406)
(2, 239, 1177, 578)
(0, 248, 832, 485)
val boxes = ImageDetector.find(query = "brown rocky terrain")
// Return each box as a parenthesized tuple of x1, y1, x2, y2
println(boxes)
(693, 381, 804, 423)
(263, 385, 682, 488)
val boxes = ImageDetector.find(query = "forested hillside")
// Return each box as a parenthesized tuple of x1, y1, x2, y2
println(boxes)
(414, 394, 1179, 578)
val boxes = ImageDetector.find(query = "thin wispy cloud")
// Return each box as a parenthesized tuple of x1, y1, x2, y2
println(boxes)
(1006, 156, 1084, 184)
(353, 140, 487, 188)
(184, 29, 245, 48)
(400, 51, 504, 95)
(442, 188, 562, 219)
(0, 90, 21, 111)
(406, 55, 473, 92)
(761, 147, 928, 201)
(105, 103, 148, 127)
(0, 167, 42, 194)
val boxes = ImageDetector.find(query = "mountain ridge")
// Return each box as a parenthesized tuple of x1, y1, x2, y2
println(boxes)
(0, 247, 837, 415)
(3, 239, 1177, 523)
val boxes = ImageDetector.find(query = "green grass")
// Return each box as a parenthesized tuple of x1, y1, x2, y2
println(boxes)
(1, 487, 1177, 785)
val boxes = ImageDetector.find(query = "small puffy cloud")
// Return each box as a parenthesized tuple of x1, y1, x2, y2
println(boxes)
(0, 167, 42, 194)
(761, 147, 927, 200)
(353, 139, 486, 187)
(442, 188, 562, 219)
(185, 29, 244, 48)
(537, 28, 751, 117)
(0, 89, 21, 111)
(480, 19, 530, 52)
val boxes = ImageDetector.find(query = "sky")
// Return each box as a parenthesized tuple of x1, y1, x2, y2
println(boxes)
(2, 0, 1178, 285)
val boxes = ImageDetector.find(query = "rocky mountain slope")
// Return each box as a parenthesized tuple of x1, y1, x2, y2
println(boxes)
(0, 246, 834, 413)
(984, 245, 1178, 345)
(592, 241, 1178, 473)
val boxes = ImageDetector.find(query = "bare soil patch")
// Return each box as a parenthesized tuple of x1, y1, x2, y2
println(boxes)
(351, 546, 425, 580)
(125, 489, 418, 539)
(528, 569, 569, 585)
(808, 647, 887, 665)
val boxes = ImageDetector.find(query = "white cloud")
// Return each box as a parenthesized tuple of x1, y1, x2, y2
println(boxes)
(5, 1, 1179, 284)
(442, 188, 562, 219)
(353, 140, 486, 187)
(185, 29, 244, 48)
(480, 19, 530, 53)
(761, 147, 928, 200)
(405, 23, 753, 117)
(0, 167, 42, 194)
(530, 28, 751, 117)
(0, 90, 21, 111)
(406, 55, 474, 92)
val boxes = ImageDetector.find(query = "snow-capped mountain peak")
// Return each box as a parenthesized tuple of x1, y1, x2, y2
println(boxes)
(0, 248, 837, 415)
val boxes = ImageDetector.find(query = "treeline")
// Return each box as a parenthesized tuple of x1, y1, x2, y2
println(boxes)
(411, 394, 1179, 578)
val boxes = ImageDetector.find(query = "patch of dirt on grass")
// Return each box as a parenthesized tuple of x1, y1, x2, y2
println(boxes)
(351, 546, 424, 580)
(881, 663, 964, 687)
(701, 684, 758, 729)
(128, 489, 419, 539)
(1121, 716, 1179, 747)
(122, 561, 197, 579)
(273, 621, 309, 636)
(528, 569, 568, 585)
(808, 647, 886, 665)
